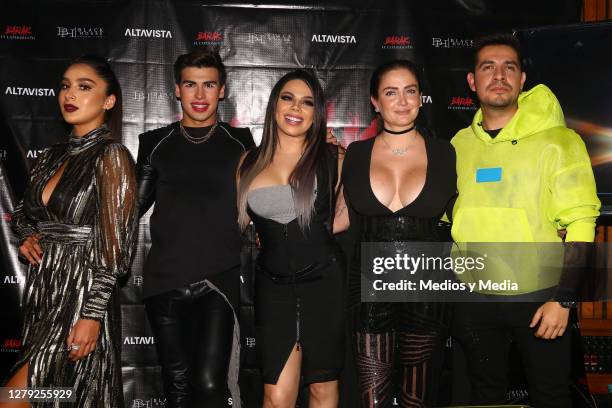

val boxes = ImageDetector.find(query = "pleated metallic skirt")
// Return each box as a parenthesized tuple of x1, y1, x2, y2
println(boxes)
(10, 224, 123, 408)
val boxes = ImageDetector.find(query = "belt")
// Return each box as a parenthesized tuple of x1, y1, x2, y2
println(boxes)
(256, 254, 337, 284)
(360, 215, 449, 242)
(37, 221, 92, 244)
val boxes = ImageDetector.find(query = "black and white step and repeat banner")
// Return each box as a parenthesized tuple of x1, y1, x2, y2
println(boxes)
(0, 1, 583, 406)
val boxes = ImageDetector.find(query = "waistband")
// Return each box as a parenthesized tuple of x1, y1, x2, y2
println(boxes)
(256, 254, 337, 284)
(37, 221, 92, 244)
(359, 215, 444, 242)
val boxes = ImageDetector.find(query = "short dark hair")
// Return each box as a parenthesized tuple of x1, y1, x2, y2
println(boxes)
(173, 47, 227, 86)
(472, 33, 523, 71)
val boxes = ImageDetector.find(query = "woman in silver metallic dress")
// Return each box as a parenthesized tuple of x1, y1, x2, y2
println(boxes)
(2, 55, 137, 408)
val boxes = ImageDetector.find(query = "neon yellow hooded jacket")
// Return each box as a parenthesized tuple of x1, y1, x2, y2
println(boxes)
(451, 84, 600, 293)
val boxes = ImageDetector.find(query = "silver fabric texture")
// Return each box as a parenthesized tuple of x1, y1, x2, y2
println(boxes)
(247, 185, 297, 224)
(10, 125, 138, 407)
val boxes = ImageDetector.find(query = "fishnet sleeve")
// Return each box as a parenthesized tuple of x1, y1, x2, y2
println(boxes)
(80, 143, 138, 321)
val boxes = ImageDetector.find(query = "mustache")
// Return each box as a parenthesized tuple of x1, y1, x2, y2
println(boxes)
(487, 81, 512, 90)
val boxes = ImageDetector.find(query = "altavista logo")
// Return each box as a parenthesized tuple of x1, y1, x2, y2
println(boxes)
(124, 28, 172, 38)
(124, 336, 155, 345)
(311, 34, 356, 44)
(5, 87, 55, 97)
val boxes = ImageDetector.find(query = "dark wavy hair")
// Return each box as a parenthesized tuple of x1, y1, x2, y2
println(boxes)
(370, 59, 425, 133)
(238, 69, 327, 231)
(66, 55, 123, 138)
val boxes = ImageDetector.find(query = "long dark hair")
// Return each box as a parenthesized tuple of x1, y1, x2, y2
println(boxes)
(65, 55, 123, 138)
(370, 59, 427, 134)
(238, 69, 327, 231)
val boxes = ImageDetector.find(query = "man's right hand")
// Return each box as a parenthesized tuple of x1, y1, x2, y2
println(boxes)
(19, 233, 43, 265)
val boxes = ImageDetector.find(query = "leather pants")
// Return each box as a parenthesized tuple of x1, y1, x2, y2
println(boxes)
(145, 281, 234, 408)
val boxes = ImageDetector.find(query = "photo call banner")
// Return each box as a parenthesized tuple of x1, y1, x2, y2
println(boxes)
(3, 1, 611, 406)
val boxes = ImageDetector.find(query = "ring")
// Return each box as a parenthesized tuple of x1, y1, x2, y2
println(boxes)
(70, 343, 80, 351)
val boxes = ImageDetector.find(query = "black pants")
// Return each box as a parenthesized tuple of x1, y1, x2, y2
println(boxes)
(453, 302, 571, 408)
(145, 281, 234, 408)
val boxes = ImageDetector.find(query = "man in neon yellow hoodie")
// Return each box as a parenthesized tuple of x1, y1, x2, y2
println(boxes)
(451, 34, 600, 407)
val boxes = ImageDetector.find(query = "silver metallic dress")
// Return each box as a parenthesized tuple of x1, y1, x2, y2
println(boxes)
(10, 125, 138, 407)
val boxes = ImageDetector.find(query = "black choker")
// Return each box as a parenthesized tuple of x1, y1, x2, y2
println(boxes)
(383, 124, 415, 135)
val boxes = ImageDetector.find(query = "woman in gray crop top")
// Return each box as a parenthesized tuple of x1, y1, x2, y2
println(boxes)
(237, 70, 344, 408)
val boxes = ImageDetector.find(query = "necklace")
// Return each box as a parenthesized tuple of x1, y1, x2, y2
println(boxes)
(382, 124, 415, 135)
(380, 129, 418, 156)
(381, 136, 409, 156)
(180, 122, 218, 144)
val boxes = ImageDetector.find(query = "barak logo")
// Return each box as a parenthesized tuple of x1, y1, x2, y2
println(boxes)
(194, 31, 222, 45)
(1, 25, 35, 40)
(311, 34, 356, 44)
(1, 339, 21, 353)
(432, 37, 473, 49)
(57, 26, 104, 39)
(3, 339, 21, 349)
(448, 96, 477, 110)
(125, 28, 172, 38)
(5, 86, 55, 97)
(382, 35, 412, 49)
(124, 336, 155, 345)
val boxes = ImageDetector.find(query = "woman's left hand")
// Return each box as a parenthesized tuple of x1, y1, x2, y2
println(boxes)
(66, 319, 100, 361)
(326, 128, 338, 145)
(326, 128, 346, 156)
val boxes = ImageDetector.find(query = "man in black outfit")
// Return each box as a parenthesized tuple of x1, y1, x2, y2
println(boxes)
(136, 49, 254, 408)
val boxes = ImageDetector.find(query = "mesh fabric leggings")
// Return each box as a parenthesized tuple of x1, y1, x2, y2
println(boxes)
(353, 302, 450, 408)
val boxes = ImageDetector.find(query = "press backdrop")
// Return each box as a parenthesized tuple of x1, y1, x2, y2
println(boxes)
(0, 1, 583, 406)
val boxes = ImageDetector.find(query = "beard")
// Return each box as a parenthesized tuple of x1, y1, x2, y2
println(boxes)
(480, 88, 520, 110)
(480, 81, 519, 109)
(485, 94, 516, 108)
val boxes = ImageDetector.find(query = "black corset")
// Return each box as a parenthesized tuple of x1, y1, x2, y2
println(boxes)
(359, 215, 451, 242)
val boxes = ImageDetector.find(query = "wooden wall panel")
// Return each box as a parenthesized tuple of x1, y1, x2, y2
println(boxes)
(582, 0, 611, 21)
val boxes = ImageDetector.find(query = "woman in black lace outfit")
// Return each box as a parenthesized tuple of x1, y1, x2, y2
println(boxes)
(335, 60, 456, 407)
(3, 55, 137, 408)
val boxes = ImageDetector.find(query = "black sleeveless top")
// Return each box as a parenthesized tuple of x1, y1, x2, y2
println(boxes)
(342, 136, 457, 242)
(342, 136, 457, 305)
(245, 146, 339, 277)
